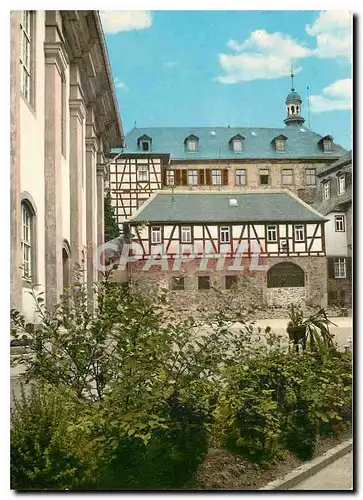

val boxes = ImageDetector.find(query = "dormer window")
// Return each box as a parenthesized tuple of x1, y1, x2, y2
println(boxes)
(184, 135, 199, 152)
(272, 135, 287, 152)
(137, 134, 152, 152)
(319, 135, 333, 153)
(229, 134, 245, 153)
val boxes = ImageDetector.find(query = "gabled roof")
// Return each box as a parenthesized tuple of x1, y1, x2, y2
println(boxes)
(317, 150, 352, 176)
(130, 190, 327, 224)
(114, 126, 346, 160)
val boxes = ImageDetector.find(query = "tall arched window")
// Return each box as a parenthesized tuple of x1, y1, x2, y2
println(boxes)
(267, 262, 305, 288)
(21, 199, 36, 281)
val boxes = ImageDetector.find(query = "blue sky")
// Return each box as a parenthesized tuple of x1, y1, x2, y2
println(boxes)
(101, 10, 352, 150)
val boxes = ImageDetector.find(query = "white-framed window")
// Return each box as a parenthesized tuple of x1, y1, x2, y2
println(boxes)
(137, 165, 148, 182)
(235, 169, 246, 185)
(186, 139, 197, 152)
(219, 226, 230, 244)
(305, 168, 316, 185)
(151, 226, 162, 244)
(212, 169, 222, 185)
(267, 225, 277, 242)
(334, 258, 346, 278)
(294, 225, 305, 242)
(181, 226, 192, 243)
(21, 202, 33, 280)
(20, 10, 34, 104)
(338, 175, 346, 194)
(188, 170, 198, 185)
(276, 139, 286, 151)
(166, 170, 175, 186)
(335, 215, 346, 232)
(323, 139, 333, 152)
(282, 169, 293, 185)
(233, 139, 243, 152)
(322, 181, 330, 200)
(260, 169, 270, 185)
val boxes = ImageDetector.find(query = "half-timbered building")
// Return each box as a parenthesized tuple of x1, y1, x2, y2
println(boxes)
(125, 190, 328, 310)
(108, 83, 346, 227)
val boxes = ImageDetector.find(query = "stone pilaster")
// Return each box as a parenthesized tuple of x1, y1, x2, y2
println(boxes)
(69, 64, 86, 267)
(85, 107, 98, 309)
(96, 150, 107, 278)
(10, 11, 22, 312)
(44, 12, 68, 310)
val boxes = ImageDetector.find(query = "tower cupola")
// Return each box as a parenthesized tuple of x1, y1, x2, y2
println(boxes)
(284, 68, 305, 127)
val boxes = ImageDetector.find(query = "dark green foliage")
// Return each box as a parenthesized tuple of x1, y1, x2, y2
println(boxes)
(104, 192, 119, 241)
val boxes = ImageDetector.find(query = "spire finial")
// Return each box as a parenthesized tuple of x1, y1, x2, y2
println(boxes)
(290, 63, 295, 92)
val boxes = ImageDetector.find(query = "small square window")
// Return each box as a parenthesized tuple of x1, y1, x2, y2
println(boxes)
(212, 170, 222, 185)
(334, 258, 346, 278)
(181, 226, 192, 243)
(267, 225, 277, 242)
(151, 226, 162, 244)
(260, 169, 270, 185)
(294, 225, 305, 242)
(235, 169, 246, 185)
(220, 226, 230, 244)
(335, 215, 345, 232)
(170, 276, 185, 290)
(225, 275, 238, 289)
(198, 276, 210, 290)
(282, 169, 293, 185)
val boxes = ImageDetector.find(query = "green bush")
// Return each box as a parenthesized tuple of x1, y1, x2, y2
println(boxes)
(11, 384, 87, 490)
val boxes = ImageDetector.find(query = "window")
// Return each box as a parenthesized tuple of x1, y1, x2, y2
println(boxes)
(166, 170, 175, 186)
(20, 11, 34, 104)
(137, 165, 148, 182)
(220, 226, 230, 244)
(21, 202, 33, 280)
(334, 258, 346, 279)
(338, 175, 346, 194)
(188, 170, 198, 186)
(335, 215, 345, 232)
(186, 138, 197, 151)
(260, 169, 270, 185)
(212, 170, 222, 185)
(282, 169, 293, 185)
(267, 225, 277, 242)
(235, 169, 246, 185)
(170, 276, 185, 290)
(225, 275, 238, 289)
(151, 226, 161, 244)
(305, 168, 316, 185)
(233, 139, 243, 152)
(267, 263, 305, 288)
(138, 135, 152, 152)
(181, 226, 192, 243)
(276, 139, 286, 151)
(323, 139, 333, 152)
(141, 141, 150, 152)
(198, 276, 210, 290)
(294, 225, 305, 242)
(322, 181, 330, 200)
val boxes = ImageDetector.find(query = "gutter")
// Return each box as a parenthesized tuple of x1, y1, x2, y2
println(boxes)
(93, 11, 125, 149)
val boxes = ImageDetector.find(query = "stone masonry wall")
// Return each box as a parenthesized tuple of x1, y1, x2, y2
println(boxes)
(127, 255, 327, 317)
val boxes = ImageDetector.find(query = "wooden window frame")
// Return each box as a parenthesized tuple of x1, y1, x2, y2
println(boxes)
(338, 174, 346, 195)
(322, 181, 331, 200)
(181, 226, 192, 243)
(334, 258, 346, 279)
(305, 168, 316, 186)
(212, 169, 222, 186)
(335, 215, 346, 232)
(137, 164, 149, 182)
(219, 226, 230, 244)
(294, 224, 305, 242)
(259, 169, 270, 186)
(235, 168, 246, 186)
(281, 169, 293, 186)
(267, 225, 277, 243)
(166, 170, 175, 186)
(187, 169, 198, 186)
(151, 226, 162, 244)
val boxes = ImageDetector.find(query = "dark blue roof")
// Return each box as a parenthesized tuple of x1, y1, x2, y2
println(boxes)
(114, 126, 346, 161)
(286, 91, 302, 102)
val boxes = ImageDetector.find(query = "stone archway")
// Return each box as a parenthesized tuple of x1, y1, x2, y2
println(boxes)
(266, 262, 305, 306)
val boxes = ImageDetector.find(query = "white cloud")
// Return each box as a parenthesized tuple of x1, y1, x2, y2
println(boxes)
(100, 11, 152, 34)
(163, 61, 177, 68)
(114, 78, 128, 91)
(309, 78, 352, 112)
(216, 30, 309, 83)
(306, 11, 352, 61)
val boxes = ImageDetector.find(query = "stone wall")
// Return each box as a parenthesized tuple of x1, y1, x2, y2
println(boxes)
(127, 255, 327, 317)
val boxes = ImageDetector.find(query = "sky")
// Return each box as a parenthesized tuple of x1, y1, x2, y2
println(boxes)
(101, 10, 352, 150)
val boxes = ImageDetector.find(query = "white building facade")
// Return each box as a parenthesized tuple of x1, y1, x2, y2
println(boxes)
(10, 10, 124, 319)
